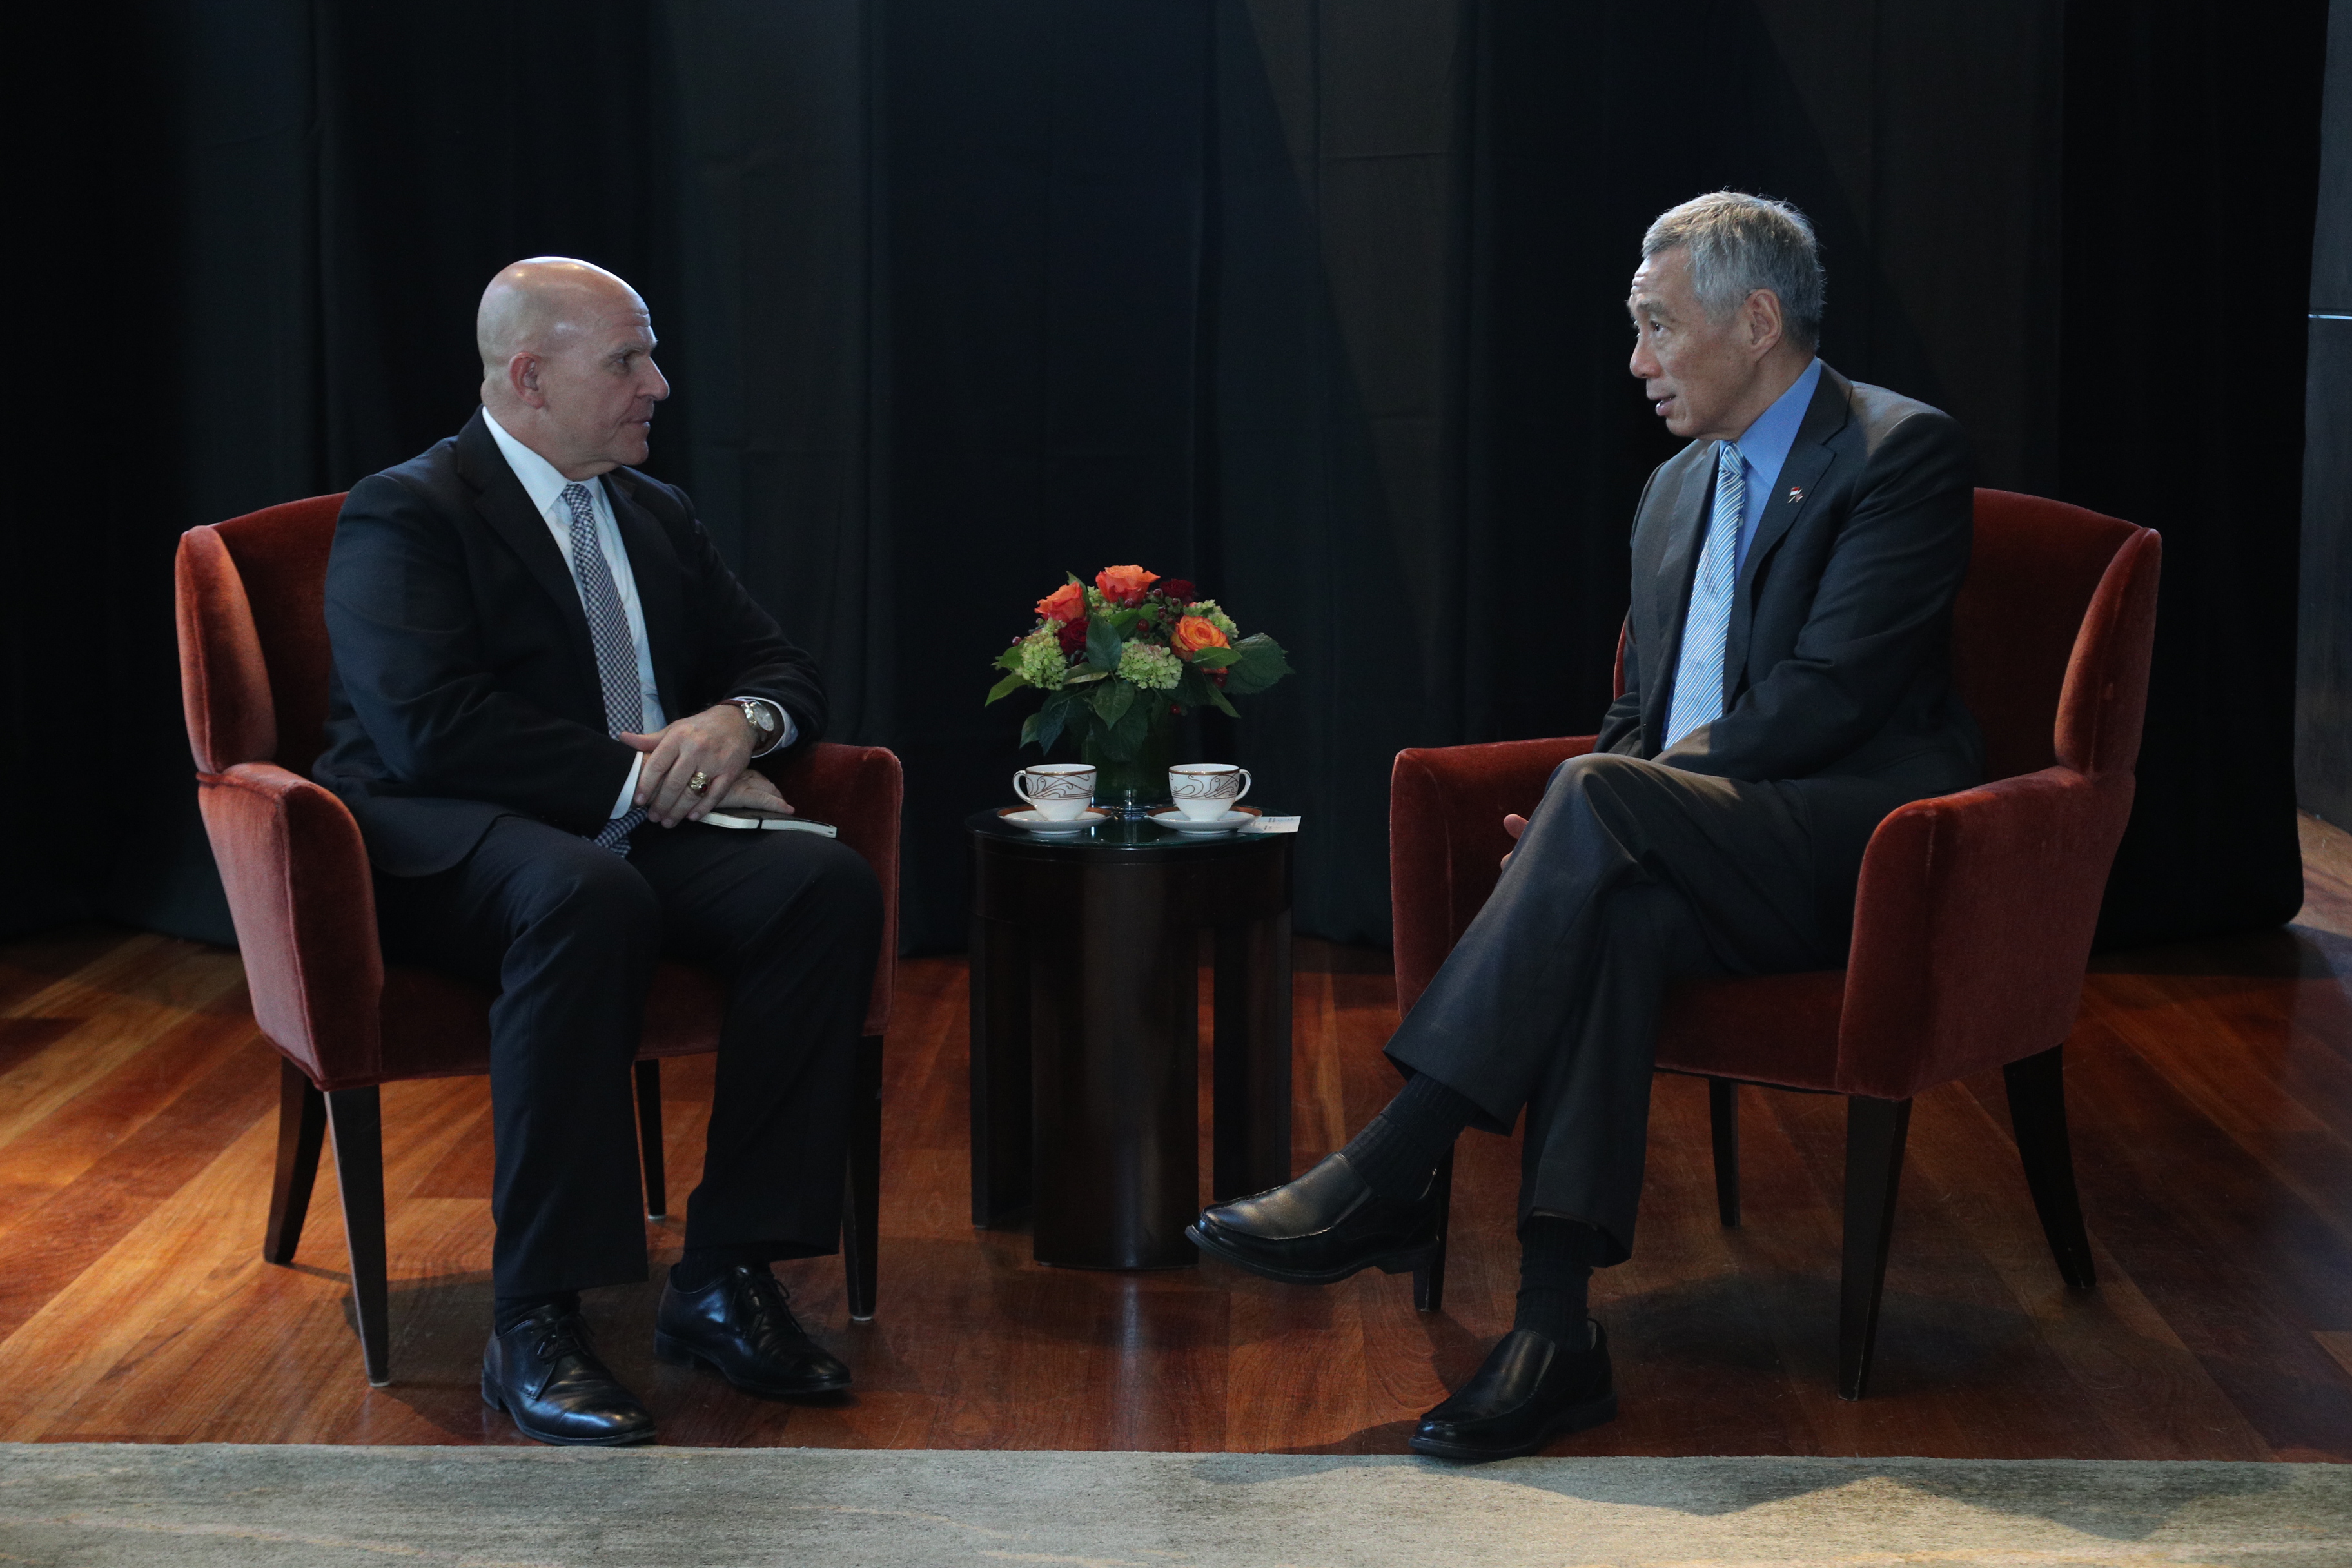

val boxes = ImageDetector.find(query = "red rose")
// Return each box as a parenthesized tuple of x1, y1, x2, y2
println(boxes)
(1095, 564, 1159, 607)
(1161, 578, 1197, 603)
(1036, 582, 1086, 623)
(1055, 618, 1089, 654)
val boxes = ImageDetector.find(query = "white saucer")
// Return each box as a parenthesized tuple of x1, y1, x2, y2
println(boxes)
(1000, 807, 1108, 836)
(1149, 808, 1257, 836)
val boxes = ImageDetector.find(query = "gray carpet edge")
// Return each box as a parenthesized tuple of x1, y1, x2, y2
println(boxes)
(2, 1443, 2346, 1567)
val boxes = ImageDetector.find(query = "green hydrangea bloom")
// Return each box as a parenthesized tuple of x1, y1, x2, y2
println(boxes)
(1185, 599, 1240, 638)
(1118, 640, 1182, 691)
(1016, 626, 1070, 690)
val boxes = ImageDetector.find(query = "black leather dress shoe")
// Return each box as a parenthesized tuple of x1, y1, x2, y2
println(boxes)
(654, 1264, 851, 1397)
(1186, 1152, 1444, 1285)
(1409, 1322, 1616, 1461)
(480, 1305, 656, 1447)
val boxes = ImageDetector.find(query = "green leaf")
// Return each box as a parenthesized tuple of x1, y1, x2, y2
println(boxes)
(1185, 644, 1241, 671)
(985, 670, 1028, 705)
(1205, 683, 1239, 718)
(1019, 711, 1043, 750)
(1173, 664, 1213, 710)
(1097, 694, 1150, 761)
(1032, 689, 1081, 755)
(994, 642, 1027, 673)
(1089, 678, 1136, 729)
(1219, 633, 1294, 696)
(1084, 616, 1124, 674)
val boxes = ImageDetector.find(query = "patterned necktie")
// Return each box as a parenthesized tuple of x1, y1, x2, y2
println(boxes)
(561, 482, 649, 854)
(1663, 441, 1745, 747)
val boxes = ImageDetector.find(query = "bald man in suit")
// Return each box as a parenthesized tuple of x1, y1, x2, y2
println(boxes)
(318, 259, 882, 1445)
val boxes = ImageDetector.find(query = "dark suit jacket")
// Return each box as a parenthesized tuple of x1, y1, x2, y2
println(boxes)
(316, 407, 825, 877)
(1596, 364, 1982, 841)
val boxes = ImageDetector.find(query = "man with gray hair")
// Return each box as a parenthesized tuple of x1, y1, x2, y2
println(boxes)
(1191, 193, 1978, 1458)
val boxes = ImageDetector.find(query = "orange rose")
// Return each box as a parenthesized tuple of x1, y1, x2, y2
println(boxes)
(1172, 615, 1230, 658)
(1035, 582, 1086, 623)
(1095, 564, 1159, 606)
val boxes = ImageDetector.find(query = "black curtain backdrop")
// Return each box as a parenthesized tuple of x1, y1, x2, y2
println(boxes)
(7, 0, 2324, 955)
(2299, 0, 2352, 830)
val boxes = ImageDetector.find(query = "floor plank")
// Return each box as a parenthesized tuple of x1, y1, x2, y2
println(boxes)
(0, 814, 2347, 1456)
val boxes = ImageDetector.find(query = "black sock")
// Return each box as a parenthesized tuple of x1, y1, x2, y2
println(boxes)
(671, 1244, 770, 1294)
(1340, 1073, 1482, 1200)
(1513, 1217, 1600, 1343)
(493, 1291, 579, 1334)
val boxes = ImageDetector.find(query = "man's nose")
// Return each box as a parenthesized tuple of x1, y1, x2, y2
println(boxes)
(645, 362, 671, 402)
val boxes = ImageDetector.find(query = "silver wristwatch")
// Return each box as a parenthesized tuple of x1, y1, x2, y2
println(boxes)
(736, 698, 779, 752)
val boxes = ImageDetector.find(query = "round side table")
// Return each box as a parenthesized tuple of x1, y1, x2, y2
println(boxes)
(966, 811, 1295, 1268)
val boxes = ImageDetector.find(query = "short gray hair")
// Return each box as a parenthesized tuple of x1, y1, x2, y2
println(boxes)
(1642, 191, 1824, 353)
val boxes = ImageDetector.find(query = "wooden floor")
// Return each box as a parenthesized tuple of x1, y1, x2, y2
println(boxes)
(2, 818, 2349, 1457)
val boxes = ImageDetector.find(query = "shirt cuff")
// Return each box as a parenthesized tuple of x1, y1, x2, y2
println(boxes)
(611, 753, 644, 819)
(729, 696, 796, 757)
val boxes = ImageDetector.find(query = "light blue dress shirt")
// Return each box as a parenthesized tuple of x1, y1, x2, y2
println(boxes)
(1723, 357, 1823, 571)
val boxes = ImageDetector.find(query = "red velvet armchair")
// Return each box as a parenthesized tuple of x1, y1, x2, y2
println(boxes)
(175, 494, 901, 1386)
(1389, 489, 2161, 1398)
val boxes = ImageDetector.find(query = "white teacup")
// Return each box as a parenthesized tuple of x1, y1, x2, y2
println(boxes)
(1014, 763, 1097, 821)
(1168, 762, 1251, 821)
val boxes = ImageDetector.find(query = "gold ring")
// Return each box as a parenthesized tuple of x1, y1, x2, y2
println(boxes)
(686, 770, 711, 795)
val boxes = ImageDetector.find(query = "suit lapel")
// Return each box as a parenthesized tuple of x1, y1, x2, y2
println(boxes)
(1723, 368, 1852, 691)
(604, 473, 687, 720)
(455, 411, 603, 697)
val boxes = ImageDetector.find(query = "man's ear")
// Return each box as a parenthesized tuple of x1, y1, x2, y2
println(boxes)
(507, 352, 547, 409)
(1743, 289, 1786, 358)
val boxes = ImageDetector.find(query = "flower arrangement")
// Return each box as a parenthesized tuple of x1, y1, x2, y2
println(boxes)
(987, 565, 1292, 810)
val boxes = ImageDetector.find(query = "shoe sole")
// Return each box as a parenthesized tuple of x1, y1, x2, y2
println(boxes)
(480, 1374, 656, 1447)
(1185, 1224, 1436, 1286)
(651, 1330, 853, 1397)
(1406, 1390, 1620, 1462)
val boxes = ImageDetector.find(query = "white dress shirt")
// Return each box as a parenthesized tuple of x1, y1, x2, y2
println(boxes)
(482, 408, 790, 819)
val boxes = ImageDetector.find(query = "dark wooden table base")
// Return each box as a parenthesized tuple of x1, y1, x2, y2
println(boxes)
(969, 816, 1293, 1268)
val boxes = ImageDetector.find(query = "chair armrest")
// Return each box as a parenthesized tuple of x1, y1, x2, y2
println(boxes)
(1391, 736, 1597, 1016)
(767, 741, 902, 1036)
(195, 762, 385, 1086)
(1837, 765, 2135, 1099)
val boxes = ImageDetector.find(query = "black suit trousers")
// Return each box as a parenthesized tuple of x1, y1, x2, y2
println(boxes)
(375, 816, 883, 1298)
(1384, 752, 1907, 1264)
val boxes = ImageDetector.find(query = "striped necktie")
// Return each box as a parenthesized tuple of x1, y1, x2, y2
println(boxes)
(561, 482, 649, 854)
(1663, 441, 1745, 748)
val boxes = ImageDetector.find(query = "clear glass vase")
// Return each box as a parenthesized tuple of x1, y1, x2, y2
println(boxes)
(1080, 705, 1178, 818)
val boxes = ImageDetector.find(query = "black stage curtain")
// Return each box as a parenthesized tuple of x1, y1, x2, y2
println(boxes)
(2299, 0, 2352, 830)
(6, 1, 2324, 954)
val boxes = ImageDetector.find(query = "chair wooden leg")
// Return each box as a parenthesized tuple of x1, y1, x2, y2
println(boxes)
(2003, 1044, 2097, 1289)
(842, 1032, 883, 1322)
(1708, 1077, 1742, 1227)
(1412, 1145, 1455, 1313)
(633, 1059, 668, 1219)
(1838, 1094, 1912, 1400)
(324, 1086, 391, 1387)
(262, 1059, 327, 1265)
